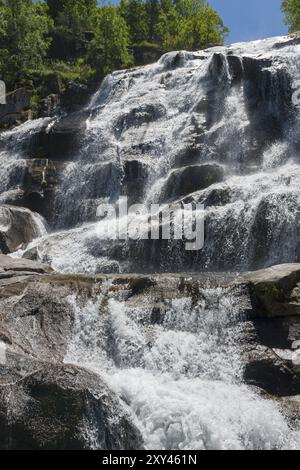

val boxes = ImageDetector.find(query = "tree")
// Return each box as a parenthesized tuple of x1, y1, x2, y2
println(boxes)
(0, 1, 52, 85)
(146, 0, 160, 41)
(281, 0, 300, 32)
(46, 0, 97, 34)
(156, 0, 228, 51)
(88, 6, 133, 76)
(119, 0, 149, 44)
(0, 0, 229, 114)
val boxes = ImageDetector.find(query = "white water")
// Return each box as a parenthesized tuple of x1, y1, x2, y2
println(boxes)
(1, 37, 300, 450)
(4, 35, 298, 273)
(65, 288, 300, 450)
(1, 36, 300, 272)
(0, 118, 52, 201)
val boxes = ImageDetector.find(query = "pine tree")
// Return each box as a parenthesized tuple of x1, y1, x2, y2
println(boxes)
(146, 0, 160, 42)
(119, 0, 149, 44)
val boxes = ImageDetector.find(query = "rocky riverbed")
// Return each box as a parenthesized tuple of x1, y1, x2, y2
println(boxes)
(0, 255, 299, 449)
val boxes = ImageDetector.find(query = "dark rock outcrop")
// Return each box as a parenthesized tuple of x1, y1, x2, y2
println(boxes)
(241, 264, 300, 397)
(0, 355, 143, 450)
(160, 164, 225, 202)
(28, 111, 89, 161)
(0, 159, 68, 224)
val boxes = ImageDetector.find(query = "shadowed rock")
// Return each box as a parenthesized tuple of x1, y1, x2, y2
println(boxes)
(0, 355, 143, 450)
(160, 164, 224, 202)
(28, 111, 89, 161)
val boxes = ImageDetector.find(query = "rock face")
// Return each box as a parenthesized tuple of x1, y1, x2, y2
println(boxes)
(244, 264, 300, 317)
(0, 206, 46, 254)
(28, 110, 89, 161)
(160, 164, 224, 202)
(0, 356, 143, 450)
(241, 264, 300, 398)
(0, 254, 52, 275)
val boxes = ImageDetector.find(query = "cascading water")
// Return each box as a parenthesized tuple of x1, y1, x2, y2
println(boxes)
(0, 118, 52, 196)
(4, 35, 300, 274)
(65, 285, 300, 450)
(1, 36, 300, 450)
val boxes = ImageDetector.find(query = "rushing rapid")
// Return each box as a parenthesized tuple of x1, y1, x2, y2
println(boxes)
(65, 286, 300, 450)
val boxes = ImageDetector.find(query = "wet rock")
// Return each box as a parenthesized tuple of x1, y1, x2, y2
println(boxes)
(0, 254, 52, 276)
(202, 185, 232, 207)
(244, 346, 300, 396)
(28, 110, 89, 161)
(0, 159, 68, 224)
(22, 246, 42, 262)
(243, 264, 300, 318)
(227, 54, 244, 84)
(122, 160, 148, 203)
(243, 56, 293, 143)
(273, 33, 300, 50)
(174, 147, 203, 167)
(209, 53, 229, 83)
(160, 164, 224, 202)
(40, 94, 60, 117)
(0, 205, 45, 254)
(115, 104, 166, 138)
(0, 189, 27, 207)
(0, 283, 74, 362)
(241, 264, 300, 395)
(278, 395, 300, 425)
(0, 354, 143, 450)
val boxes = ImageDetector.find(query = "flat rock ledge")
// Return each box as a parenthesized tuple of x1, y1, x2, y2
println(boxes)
(242, 263, 300, 318)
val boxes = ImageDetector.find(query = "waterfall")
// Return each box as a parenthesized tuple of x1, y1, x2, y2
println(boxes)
(65, 286, 300, 450)
(4, 35, 298, 274)
(1, 35, 300, 451)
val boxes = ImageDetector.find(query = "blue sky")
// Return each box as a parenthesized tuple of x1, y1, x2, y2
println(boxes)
(209, 0, 287, 44)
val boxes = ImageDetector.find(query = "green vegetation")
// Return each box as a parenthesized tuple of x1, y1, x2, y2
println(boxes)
(0, 0, 52, 86)
(281, 0, 300, 32)
(0, 0, 228, 115)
